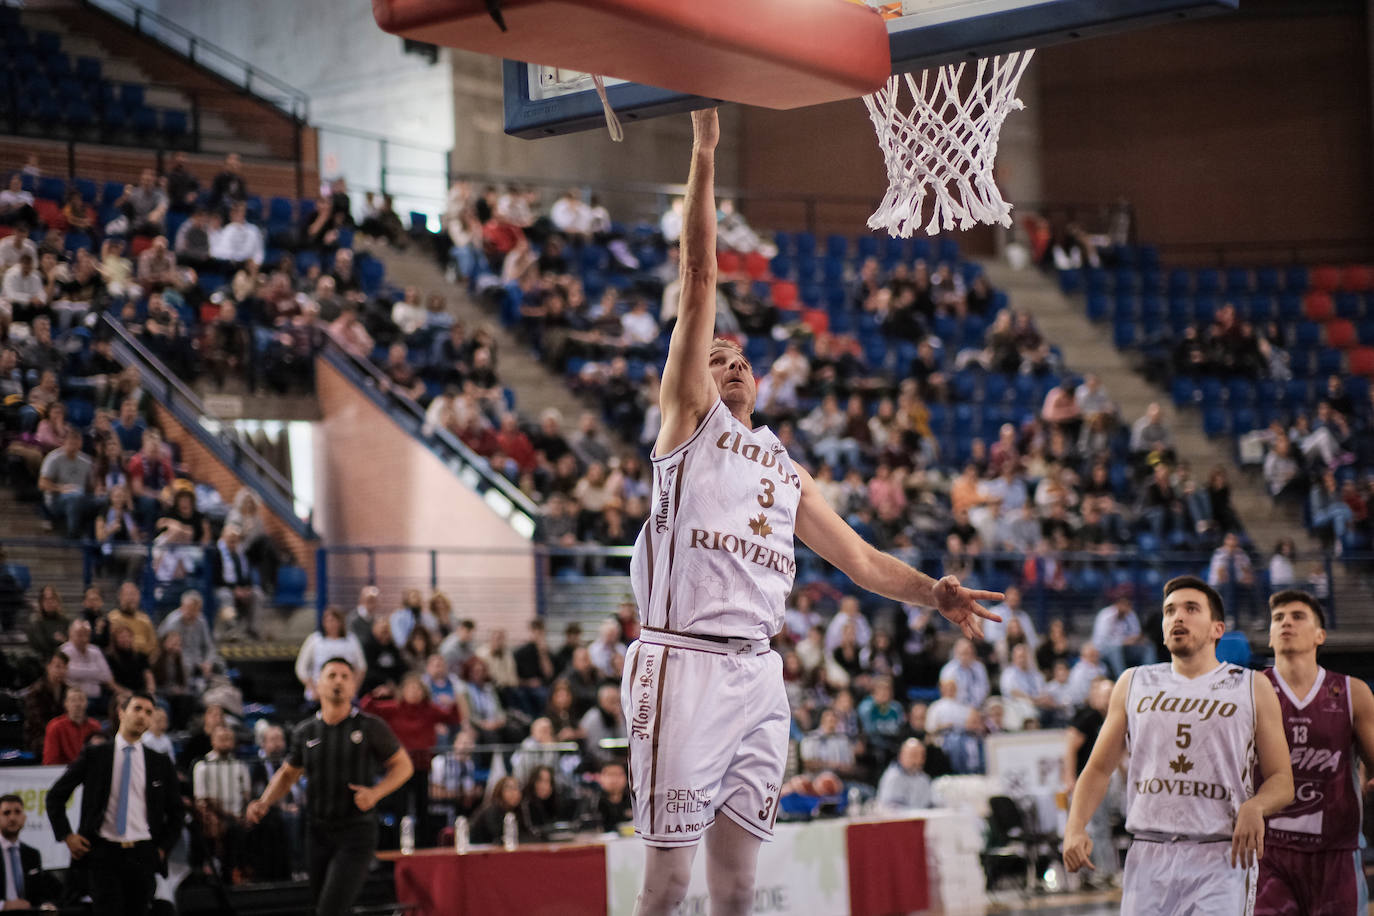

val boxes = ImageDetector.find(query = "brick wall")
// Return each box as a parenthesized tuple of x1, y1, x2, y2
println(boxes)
(151, 403, 319, 586)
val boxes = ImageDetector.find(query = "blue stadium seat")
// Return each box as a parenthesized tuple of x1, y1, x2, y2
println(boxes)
(4, 565, 31, 594)
(1358, 320, 1374, 347)
(64, 99, 95, 130)
(1194, 295, 1217, 325)
(855, 235, 877, 260)
(1215, 631, 1251, 666)
(983, 373, 1008, 404)
(1167, 269, 1191, 295)
(1227, 378, 1256, 406)
(1171, 376, 1198, 407)
(119, 83, 145, 111)
(1200, 377, 1225, 407)
(1254, 267, 1280, 294)
(1295, 321, 1321, 349)
(1284, 265, 1308, 293)
(824, 234, 848, 259)
(33, 30, 61, 55)
(1058, 269, 1083, 295)
(162, 109, 188, 137)
(1195, 268, 1220, 295)
(75, 56, 101, 83)
(1139, 268, 1162, 295)
(35, 176, 65, 201)
(63, 232, 93, 253)
(1112, 321, 1137, 350)
(1232, 408, 1258, 435)
(937, 237, 959, 263)
(1316, 348, 1343, 376)
(1085, 292, 1108, 322)
(1112, 293, 1138, 322)
(274, 567, 308, 607)
(1224, 267, 1251, 294)
(1085, 268, 1107, 295)
(72, 178, 96, 203)
(1113, 269, 1138, 294)
(1140, 294, 1164, 325)
(130, 106, 157, 134)
(1335, 292, 1363, 321)
(1285, 378, 1312, 405)
(1246, 293, 1275, 324)
(65, 398, 94, 427)
(793, 232, 816, 258)
(1277, 293, 1302, 323)
(1202, 407, 1228, 438)
(45, 53, 71, 78)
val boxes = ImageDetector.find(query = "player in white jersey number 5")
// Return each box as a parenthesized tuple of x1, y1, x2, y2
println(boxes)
(1063, 576, 1293, 916)
(624, 108, 1003, 916)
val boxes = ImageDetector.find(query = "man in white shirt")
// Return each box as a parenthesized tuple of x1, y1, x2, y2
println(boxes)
(60, 619, 114, 708)
(799, 709, 857, 778)
(981, 584, 1039, 652)
(1065, 643, 1107, 708)
(1, 252, 44, 310)
(47, 692, 183, 915)
(937, 637, 990, 708)
(999, 642, 1053, 729)
(875, 739, 933, 811)
(0, 230, 37, 273)
(1090, 591, 1151, 676)
(0, 174, 35, 225)
(209, 201, 264, 268)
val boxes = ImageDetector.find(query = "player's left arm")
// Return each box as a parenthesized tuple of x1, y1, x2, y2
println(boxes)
(1347, 677, 1374, 779)
(1231, 674, 1294, 868)
(793, 465, 1002, 639)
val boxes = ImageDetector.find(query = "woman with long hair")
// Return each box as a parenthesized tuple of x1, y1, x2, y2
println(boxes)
(520, 764, 572, 840)
(543, 679, 583, 742)
(25, 585, 69, 660)
(471, 776, 523, 845)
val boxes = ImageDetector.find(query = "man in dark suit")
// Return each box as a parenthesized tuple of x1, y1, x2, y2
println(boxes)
(0, 793, 59, 910)
(46, 692, 182, 916)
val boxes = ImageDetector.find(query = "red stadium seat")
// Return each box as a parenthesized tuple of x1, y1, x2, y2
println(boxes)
(1326, 318, 1356, 349)
(1350, 346, 1374, 376)
(801, 308, 829, 336)
(1303, 291, 1334, 322)
(1342, 264, 1374, 292)
(744, 251, 770, 281)
(34, 198, 64, 231)
(717, 250, 741, 274)
(1310, 264, 1341, 293)
(771, 280, 798, 310)
(129, 235, 153, 257)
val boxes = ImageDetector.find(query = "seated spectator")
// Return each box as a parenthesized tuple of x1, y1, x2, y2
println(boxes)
(875, 738, 933, 811)
(998, 642, 1054, 728)
(105, 624, 155, 695)
(22, 651, 69, 755)
(579, 685, 626, 772)
(587, 619, 626, 680)
(137, 235, 181, 288)
(1, 253, 45, 324)
(95, 483, 145, 576)
(157, 590, 219, 689)
(209, 153, 248, 216)
(1066, 643, 1107, 707)
(0, 174, 36, 226)
(460, 655, 516, 752)
(520, 764, 574, 840)
(225, 489, 281, 593)
(143, 706, 175, 761)
(1129, 402, 1174, 465)
(801, 709, 859, 780)
(937, 638, 990, 708)
(108, 581, 159, 660)
(594, 760, 634, 833)
(190, 724, 252, 884)
(210, 202, 264, 270)
(1263, 435, 1304, 503)
(1268, 538, 1297, 589)
(175, 207, 215, 269)
(61, 620, 115, 710)
(43, 687, 102, 765)
(1309, 468, 1355, 553)
(165, 152, 200, 213)
(429, 729, 483, 818)
(0, 220, 37, 272)
(361, 615, 408, 694)
(123, 169, 169, 235)
(471, 776, 524, 845)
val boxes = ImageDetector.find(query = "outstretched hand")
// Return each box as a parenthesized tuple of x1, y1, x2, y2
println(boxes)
(932, 575, 1003, 640)
(692, 108, 719, 151)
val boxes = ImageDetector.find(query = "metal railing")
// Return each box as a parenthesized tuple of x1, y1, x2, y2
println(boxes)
(102, 315, 315, 536)
(314, 122, 450, 225)
(83, 0, 309, 120)
(315, 333, 539, 539)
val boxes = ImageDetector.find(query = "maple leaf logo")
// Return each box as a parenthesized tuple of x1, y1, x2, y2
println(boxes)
(748, 514, 772, 538)
(1169, 753, 1193, 774)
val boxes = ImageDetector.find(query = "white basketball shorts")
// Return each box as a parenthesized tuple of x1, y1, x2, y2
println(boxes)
(621, 633, 790, 848)
(1122, 839, 1257, 916)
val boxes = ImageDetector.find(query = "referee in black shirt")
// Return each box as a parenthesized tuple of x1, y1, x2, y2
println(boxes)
(246, 658, 412, 914)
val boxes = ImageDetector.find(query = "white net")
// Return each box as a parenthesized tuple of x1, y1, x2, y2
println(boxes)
(864, 50, 1034, 237)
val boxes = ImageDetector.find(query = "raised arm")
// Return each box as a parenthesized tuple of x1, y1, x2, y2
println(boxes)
(1063, 670, 1132, 873)
(655, 109, 721, 456)
(793, 465, 1001, 638)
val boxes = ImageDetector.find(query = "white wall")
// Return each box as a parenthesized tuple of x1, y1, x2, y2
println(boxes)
(148, 0, 453, 218)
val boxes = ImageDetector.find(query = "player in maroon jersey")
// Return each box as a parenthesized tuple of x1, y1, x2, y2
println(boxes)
(1256, 589, 1374, 916)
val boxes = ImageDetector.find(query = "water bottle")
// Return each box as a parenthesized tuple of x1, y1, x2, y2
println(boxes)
(847, 786, 862, 817)
(400, 815, 415, 854)
(502, 811, 518, 851)
(454, 816, 470, 854)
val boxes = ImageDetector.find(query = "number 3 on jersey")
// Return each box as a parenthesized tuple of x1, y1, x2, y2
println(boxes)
(758, 477, 775, 508)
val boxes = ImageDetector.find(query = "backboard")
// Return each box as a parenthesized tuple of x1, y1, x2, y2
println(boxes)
(503, 0, 1237, 138)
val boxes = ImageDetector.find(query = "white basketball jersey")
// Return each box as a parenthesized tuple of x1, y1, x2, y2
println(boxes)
(1124, 661, 1257, 839)
(630, 399, 802, 641)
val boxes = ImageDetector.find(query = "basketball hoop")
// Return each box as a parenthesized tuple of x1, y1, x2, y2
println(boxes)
(863, 50, 1034, 237)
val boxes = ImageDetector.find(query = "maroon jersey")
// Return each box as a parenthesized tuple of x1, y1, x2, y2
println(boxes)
(1263, 667, 1361, 851)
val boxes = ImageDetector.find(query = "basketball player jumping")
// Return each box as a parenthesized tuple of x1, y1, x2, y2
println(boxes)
(624, 107, 1002, 916)
(1063, 576, 1293, 915)
(1255, 589, 1374, 916)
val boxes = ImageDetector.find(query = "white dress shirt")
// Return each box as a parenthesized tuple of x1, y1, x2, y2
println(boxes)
(0, 835, 21, 901)
(209, 221, 264, 265)
(100, 734, 151, 842)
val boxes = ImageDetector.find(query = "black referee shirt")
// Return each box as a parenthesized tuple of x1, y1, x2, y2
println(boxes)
(289, 709, 403, 823)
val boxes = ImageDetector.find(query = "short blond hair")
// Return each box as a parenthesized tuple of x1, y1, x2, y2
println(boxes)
(710, 337, 743, 355)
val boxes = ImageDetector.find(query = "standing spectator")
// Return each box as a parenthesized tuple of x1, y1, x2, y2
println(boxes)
(165, 152, 200, 213)
(22, 651, 68, 755)
(1206, 531, 1255, 591)
(38, 427, 92, 539)
(61, 620, 115, 710)
(875, 738, 933, 811)
(157, 591, 219, 687)
(296, 607, 367, 700)
(47, 693, 181, 915)
(359, 675, 463, 841)
(361, 616, 407, 694)
(209, 153, 248, 215)
(108, 582, 160, 661)
(25, 585, 69, 662)
(0, 793, 61, 910)
(1090, 591, 1151, 676)
(193, 725, 252, 819)
(42, 688, 102, 765)
(937, 638, 990, 708)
